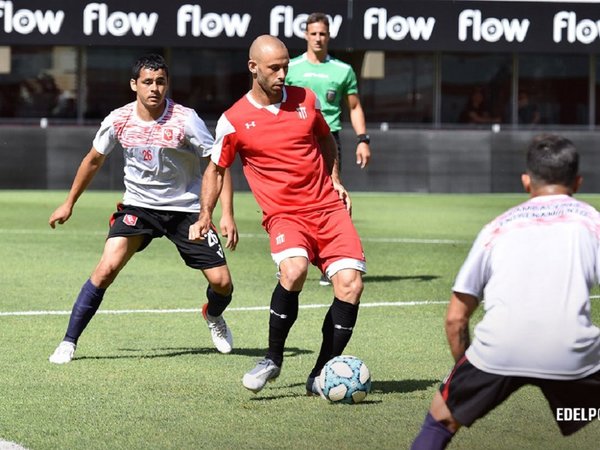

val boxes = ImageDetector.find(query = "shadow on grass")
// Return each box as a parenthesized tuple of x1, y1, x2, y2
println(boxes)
(363, 275, 439, 283)
(371, 379, 439, 394)
(245, 379, 438, 403)
(74, 346, 312, 361)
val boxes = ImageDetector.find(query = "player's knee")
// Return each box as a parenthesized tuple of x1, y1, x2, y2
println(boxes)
(279, 264, 308, 287)
(333, 271, 363, 300)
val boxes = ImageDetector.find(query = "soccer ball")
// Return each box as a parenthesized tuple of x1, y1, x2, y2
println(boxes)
(318, 355, 371, 404)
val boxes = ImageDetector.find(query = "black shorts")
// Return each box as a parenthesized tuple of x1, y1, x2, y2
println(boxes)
(440, 356, 600, 436)
(108, 204, 227, 270)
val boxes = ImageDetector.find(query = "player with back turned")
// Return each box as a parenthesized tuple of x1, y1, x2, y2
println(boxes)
(191, 35, 367, 395)
(412, 135, 600, 449)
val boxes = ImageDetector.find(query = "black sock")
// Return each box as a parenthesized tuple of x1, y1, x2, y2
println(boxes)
(265, 283, 299, 367)
(310, 298, 359, 377)
(205, 285, 233, 317)
(64, 279, 106, 344)
(411, 413, 454, 450)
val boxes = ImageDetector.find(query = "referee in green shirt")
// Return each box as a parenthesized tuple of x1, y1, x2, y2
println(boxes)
(286, 12, 372, 172)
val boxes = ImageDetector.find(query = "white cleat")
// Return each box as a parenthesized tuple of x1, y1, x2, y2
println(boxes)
(242, 358, 281, 393)
(49, 341, 76, 364)
(202, 303, 233, 354)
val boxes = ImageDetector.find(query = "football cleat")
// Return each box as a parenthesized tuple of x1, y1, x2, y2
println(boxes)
(202, 303, 233, 354)
(319, 274, 331, 286)
(242, 358, 281, 393)
(49, 341, 76, 364)
(305, 375, 323, 397)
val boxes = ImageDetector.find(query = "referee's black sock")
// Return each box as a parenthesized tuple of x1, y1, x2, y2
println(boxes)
(64, 278, 106, 344)
(205, 285, 233, 317)
(309, 298, 359, 378)
(265, 283, 299, 368)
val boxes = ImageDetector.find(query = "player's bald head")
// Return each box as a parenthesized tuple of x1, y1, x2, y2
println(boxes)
(249, 35, 289, 62)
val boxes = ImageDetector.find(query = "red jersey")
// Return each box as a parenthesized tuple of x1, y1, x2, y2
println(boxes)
(211, 86, 344, 225)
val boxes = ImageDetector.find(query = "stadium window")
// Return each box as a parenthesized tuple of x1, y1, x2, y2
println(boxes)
(518, 54, 588, 126)
(441, 53, 512, 126)
(358, 51, 435, 125)
(0, 46, 77, 121)
(169, 48, 249, 122)
(83, 47, 164, 121)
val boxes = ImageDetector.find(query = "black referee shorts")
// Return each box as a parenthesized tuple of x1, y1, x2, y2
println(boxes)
(440, 356, 600, 436)
(108, 203, 227, 270)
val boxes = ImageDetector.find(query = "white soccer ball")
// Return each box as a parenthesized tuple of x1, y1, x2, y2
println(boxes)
(318, 355, 371, 404)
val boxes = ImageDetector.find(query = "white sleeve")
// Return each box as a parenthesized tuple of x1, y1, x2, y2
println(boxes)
(452, 226, 493, 300)
(186, 110, 214, 158)
(92, 113, 118, 155)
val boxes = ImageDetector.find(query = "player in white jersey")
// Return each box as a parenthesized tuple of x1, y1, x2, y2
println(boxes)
(412, 135, 600, 449)
(48, 54, 238, 364)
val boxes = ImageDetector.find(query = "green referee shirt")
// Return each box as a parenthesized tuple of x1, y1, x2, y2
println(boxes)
(286, 53, 358, 133)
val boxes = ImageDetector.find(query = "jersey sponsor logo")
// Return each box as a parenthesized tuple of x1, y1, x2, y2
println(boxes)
(275, 233, 285, 245)
(296, 106, 307, 119)
(163, 128, 173, 140)
(123, 214, 138, 226)
(326, 89, 337, 103)
(245, 121, 256, 129)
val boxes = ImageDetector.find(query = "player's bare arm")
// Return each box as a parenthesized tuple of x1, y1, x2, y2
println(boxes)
(445, 292, 479, 362)
(347, 93, 371, 169)
(49, 148, 106, 228)
(218, 168, 238, 251)
(190, 160, 225, 241)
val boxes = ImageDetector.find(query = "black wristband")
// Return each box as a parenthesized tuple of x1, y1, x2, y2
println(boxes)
(357, 133, 370, 145)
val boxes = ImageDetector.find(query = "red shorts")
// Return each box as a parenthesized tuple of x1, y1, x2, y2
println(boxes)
(266, 208, 366, 276)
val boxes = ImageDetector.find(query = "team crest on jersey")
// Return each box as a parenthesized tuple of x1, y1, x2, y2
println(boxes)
(123, 214, 138, 226)
(326, 89, 336, 103)
(163, 128, 174, 140)
(296, 106, 307, 119)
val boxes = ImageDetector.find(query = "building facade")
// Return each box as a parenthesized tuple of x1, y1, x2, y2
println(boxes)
(2, 1, 600, 192)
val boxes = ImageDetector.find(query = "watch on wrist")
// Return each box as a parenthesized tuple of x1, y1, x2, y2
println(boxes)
(357, 133, 370, 145)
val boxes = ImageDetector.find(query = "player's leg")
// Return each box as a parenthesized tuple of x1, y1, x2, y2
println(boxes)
(174, 214, 234, 353)
(243, 215, 313, 392)
(242, 255, 309, 393)
(202, 264, 234, 354)
(538, 369, 600, 436)
(49, 235, 144, 364)
(307, 209, 366, 394)
(412, 357, 524, 449)
(307, 267, 363, 394)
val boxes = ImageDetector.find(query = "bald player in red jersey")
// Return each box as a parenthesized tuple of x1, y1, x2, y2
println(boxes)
(191, 35, 367, 395)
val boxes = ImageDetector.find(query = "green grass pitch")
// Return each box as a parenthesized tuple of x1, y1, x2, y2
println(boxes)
(0, 190, 598, 449)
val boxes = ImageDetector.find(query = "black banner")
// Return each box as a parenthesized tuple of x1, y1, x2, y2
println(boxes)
(1, 1, 600, 53)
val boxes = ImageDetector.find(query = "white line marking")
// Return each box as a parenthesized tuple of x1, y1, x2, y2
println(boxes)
(0, 301, 449, 317)
(2, 297, 598, 318)
(0, 440, 28, 450)
(0, 229, 465, 245)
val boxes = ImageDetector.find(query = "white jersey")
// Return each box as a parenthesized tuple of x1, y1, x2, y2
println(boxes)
(455, 194, 600, 380)
(93, 99, 214, 212)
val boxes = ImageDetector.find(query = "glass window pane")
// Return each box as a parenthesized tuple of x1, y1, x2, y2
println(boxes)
(441, 53, 511, 125)
(170, 48, 249, 122)
(0, 46, 77, 120)
(358, 52, 434, 124)
(84, 47, 163, 120)
(519, 54, 588, 125)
